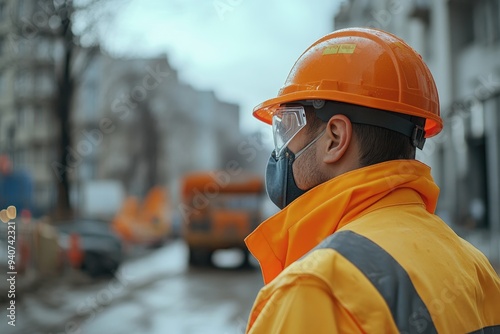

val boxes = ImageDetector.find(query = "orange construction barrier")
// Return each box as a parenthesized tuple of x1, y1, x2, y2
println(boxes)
(112, 187, 171, 245)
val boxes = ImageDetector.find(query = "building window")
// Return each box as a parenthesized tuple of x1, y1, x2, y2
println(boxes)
(489, 0, 500, 43)
(0, 2, 6, 22)
(17, 107, 27, 128)
(0, 69, 5, 97)
(17, 106, 34, 129)
(465, 136, 489, 228)
(17, 39, 33, 57)
(35, 70, 55, 97)
(34, 146, 45, 165)
(15, 71, 34, 97)
(36, 37, 53, 60)
(50, 147, 58, 162)
(34, 106, 47, 126)
(473, 0, 500, 46)
(14, 148, 30, 170)
(449, 0, 475, 51)
(16, 0, 30, 19)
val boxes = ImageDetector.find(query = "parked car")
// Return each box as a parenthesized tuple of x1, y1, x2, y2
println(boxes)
(56, 219, 123, 277)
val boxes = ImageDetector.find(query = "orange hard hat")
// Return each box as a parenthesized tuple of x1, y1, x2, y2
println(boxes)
(253, 27, 443, 138)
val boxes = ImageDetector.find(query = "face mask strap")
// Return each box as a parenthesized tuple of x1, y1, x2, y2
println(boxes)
(294, 129, 325, 159)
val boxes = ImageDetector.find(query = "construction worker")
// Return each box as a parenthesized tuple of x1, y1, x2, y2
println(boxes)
(245, 28, 500, 333)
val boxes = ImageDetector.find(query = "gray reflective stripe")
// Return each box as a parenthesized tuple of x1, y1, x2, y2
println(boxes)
(469, 325, 500, 334)
(315, 230, 437, 334)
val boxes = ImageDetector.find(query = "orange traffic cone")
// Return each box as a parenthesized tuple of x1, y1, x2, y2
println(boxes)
(68, 233, 84, 269)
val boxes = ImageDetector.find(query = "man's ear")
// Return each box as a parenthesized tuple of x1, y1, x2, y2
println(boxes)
(322, 115, 353, 164)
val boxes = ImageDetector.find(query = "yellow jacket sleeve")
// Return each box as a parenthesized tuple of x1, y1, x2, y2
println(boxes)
(247, 277, 361, 334)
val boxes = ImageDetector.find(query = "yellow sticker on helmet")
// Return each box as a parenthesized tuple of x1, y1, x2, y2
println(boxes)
(323, 45, 340, 55)
(323, 44, 356, 55)
(339, 44, 356, 53)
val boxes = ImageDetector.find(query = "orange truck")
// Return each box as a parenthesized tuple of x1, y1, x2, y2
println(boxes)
(180, 172, 264, 267)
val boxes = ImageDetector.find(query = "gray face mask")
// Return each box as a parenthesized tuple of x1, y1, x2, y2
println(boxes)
(265, 130, 324, 209)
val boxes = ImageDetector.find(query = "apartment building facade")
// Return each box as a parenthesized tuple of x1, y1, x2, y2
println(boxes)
(0, 0, 60, 215)
(334, 0, 500, 234)
(72, 54, 243, 207)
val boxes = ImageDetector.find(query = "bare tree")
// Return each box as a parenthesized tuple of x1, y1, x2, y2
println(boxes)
(140, 100, 160, 194)
(11, 0, 123, 217)
(115, 99, 161, 198)
(103, 64, 164, 198)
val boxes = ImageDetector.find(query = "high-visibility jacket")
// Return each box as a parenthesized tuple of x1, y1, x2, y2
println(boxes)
(245, 160, 500, 333)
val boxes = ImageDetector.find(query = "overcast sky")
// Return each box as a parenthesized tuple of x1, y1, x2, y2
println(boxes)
(100, 0, 342, 133)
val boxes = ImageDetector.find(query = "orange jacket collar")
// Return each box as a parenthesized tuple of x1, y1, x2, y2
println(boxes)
(245, 160, 440, 284)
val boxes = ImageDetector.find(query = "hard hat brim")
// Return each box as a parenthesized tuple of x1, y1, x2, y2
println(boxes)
(253, 90, 443, 138)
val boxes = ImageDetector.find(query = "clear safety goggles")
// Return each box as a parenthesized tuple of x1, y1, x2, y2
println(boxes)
(272, 106, 307, 157)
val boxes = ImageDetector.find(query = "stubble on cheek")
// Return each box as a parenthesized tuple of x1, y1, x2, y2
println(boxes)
(293, 146, 324, 191)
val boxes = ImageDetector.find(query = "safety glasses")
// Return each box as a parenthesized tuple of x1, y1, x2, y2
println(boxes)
(272, 106, 307, 157)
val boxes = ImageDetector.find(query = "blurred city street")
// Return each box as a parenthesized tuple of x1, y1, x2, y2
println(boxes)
(1, 240, 263, 334)
(0, 0, 499, 333)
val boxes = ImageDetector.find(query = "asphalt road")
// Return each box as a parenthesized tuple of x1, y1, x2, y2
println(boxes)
(1, 240, 264, 334)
